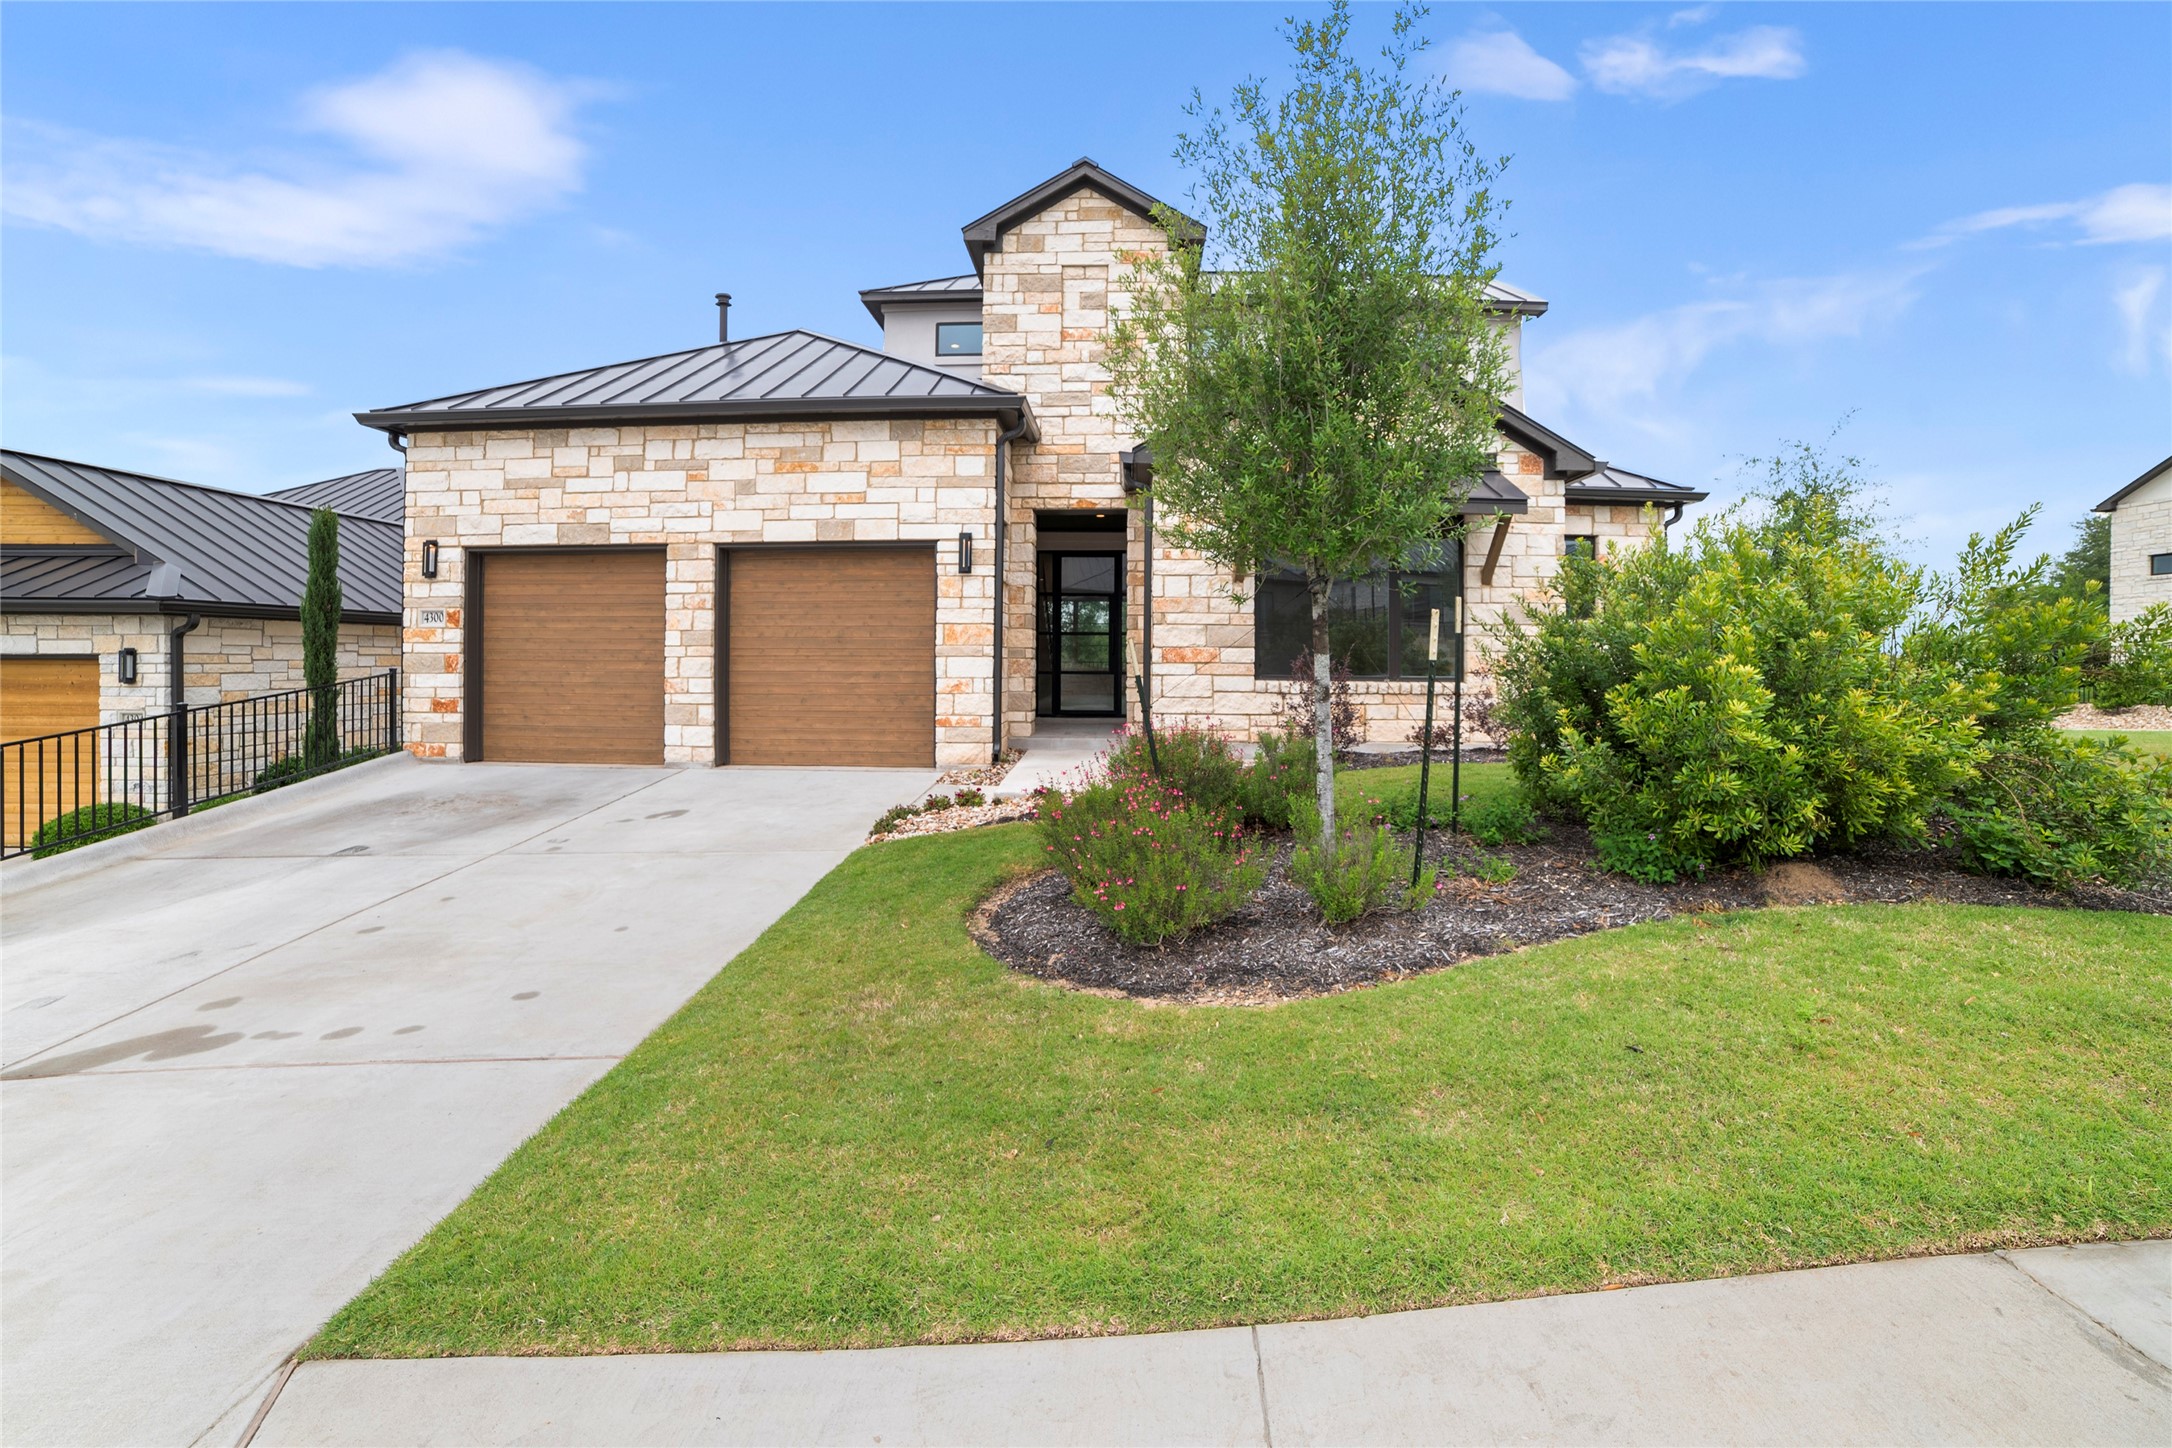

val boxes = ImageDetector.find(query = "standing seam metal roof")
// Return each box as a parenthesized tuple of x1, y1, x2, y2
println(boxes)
(1, 451, 403, 619)
(267, 467, 405, 522)
(355, 329, 1029, 430)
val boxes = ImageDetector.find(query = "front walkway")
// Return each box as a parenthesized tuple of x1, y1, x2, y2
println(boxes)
(252, 1241, 2170, 1445)
(0, 756, 933, 1448)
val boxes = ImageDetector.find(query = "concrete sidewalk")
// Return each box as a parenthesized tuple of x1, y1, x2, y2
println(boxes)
(255, 1240, 2170, 1446)
(1, 757, 932, 1448)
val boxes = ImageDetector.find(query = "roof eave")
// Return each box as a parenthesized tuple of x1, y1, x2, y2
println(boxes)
(0, 596, 400, 625)
(357, 393, 1040, 444)
(1495, 404, 1599, 480)
(961, 159, 1203, 277)
(2096, 454, 2172, 513)
(1565, 486, 1710, 507)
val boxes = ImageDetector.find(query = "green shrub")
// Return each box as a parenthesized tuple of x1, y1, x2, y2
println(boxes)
(953, 787, 987, 808)
(1381, 783, 1539, 846)
(29, 802, 157, 858)
(870, 804, 919, 835)
(1947, 729, 2172, 889)
(922, 793, 955, 812)
(1453, 849, 1516, 884)
(1289, 800, 1430, 923)
(1242, 730, 1316, 830)
(1104, 724, 1249, 820)
(1492, 449, 1989, 877)
(253, 746, 382, 794)
(2088, 604, 2172, 709)
(1038, 778, 1262, 945)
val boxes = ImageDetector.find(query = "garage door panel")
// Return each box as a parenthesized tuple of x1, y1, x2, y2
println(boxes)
(479, 551, 665, 765)
(727, 548, 934, 768)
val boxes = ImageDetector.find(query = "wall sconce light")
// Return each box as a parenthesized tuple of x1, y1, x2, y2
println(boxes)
(421, 539, 440, 578)
(117, 646, 138, 684)
(958, 530, 973, 574)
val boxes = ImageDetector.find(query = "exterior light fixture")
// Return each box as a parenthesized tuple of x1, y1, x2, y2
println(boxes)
(958, 530, 973, 574)
(421, 539, 439, 578)
(117, 646, 138, 684)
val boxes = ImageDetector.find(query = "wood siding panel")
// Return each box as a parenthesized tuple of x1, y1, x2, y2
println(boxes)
(2, 481, 110, 546)
(479, 551, 665, 765)
(1, 656, 101, 845)
(728, 548, 935, 767)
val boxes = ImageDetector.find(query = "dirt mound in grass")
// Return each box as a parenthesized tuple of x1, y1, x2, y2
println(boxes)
(976, 829, 2170, 1006)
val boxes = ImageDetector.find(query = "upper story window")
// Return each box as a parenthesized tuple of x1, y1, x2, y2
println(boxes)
(936, 322, 984, 357)
(1564, 534, 1598, 558)
(2151, 553, 2172, 576)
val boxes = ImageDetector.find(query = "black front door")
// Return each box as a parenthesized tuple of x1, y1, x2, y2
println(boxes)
(1035, 551, 1123, 716)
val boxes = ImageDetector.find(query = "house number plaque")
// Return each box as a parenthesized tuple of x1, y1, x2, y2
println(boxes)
(418, 609, 447, 626)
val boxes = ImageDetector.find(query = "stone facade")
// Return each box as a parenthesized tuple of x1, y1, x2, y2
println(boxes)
(980, 185, 1168, 742)
(1, 613, 399, 718)
(400, 419, 999, 764)
(2106, 463, 2172, 624)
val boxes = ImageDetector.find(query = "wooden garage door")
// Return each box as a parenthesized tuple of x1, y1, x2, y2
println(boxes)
(478, 551, 665, 764)
(2, 656, 101, 846)
(726, 548, 935, 767)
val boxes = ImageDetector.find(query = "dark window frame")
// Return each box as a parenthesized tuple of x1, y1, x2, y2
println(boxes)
(2151, 552, 2172, 577)
(1250, 542, 1464, 683)
(935, 322, 984, 358)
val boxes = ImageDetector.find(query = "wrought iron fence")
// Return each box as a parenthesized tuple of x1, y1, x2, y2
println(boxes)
(2, 669, 399, 860)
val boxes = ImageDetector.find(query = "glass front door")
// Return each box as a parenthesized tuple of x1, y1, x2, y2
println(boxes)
(1035, 551, 1123, 716)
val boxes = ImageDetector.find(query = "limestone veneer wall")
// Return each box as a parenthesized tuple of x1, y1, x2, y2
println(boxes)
(980, 185, 1167, 745)
(1, 613, 399, 717)
(400, 419, 999, 765)
(2108, 468, 2172, 624)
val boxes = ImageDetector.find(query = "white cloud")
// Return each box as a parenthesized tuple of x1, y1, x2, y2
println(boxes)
(2113, 267, 2170, 374)
(1443, 28, 1579, 101)
(1920, 182, 2172, 250)
(3, 51, 591, 267)
(1582, 24, 1805, 99)
(1531, 268, 1925, 422)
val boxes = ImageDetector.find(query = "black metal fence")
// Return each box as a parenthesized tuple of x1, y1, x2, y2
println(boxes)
(2, 669, 399, 860)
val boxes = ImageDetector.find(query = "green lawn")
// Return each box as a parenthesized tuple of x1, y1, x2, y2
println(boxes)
(2066, 727, 2172, 757)
(310, 823, 2171, 1359)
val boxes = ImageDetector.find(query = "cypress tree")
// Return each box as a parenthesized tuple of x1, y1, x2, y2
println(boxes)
(302, 508, 342, 768)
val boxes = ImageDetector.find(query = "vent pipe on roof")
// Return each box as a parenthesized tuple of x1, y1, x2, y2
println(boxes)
(715, 293, 732, 344)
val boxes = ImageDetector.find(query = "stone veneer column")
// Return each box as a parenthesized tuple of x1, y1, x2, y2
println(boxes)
(978, 186, 1170, 745)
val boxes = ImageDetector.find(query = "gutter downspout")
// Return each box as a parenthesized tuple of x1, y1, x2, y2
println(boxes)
(386, 430, 407, 456)
(167, 612, 201, 817)
(991, 412, 1032, 763)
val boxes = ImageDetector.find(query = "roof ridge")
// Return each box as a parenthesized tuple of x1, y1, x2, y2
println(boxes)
(788, 329, 1021, 397)
(859, 274, 981, 295)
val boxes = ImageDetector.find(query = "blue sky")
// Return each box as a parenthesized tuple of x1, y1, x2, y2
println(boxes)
(4, 2, 2167, 566)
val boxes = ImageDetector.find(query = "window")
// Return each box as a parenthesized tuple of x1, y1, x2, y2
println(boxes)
(1253, 541, 1462, 681)
(2152, 553, 2172, 577)
(935, 322, 983, 357)
(1564, 534, 1598, 558)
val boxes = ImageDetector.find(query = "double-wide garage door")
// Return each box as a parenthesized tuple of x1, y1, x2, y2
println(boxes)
(472, 546, 934, 767)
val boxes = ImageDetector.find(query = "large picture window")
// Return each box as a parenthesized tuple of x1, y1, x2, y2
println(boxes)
(1253, 540, 1463, 681)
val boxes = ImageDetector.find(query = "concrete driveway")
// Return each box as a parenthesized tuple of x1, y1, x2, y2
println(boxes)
(0, 755, 930, 1448)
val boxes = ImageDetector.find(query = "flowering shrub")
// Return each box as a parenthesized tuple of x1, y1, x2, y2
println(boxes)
(1101, 723, 1249, 819)
(1038, 777, 1262, 945)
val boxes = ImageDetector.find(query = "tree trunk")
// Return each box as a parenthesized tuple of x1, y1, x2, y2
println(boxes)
(1309, 572, 1336, 841)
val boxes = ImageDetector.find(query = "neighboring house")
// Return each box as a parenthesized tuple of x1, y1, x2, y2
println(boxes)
(360, 157, 1704, 769)
(266, 465, 407, 523)
(0, 451, 404, 753)
(2095, 455, 2172, 623)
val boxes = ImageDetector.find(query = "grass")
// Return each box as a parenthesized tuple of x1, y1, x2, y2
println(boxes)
(309, 822, 2171, 1360)
(2066, 727, 2172, 758)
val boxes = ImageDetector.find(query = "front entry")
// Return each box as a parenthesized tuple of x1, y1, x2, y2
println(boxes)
(1035, 551, 1123, 716)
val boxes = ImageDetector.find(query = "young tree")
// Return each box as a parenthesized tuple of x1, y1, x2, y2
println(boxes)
(302, 508, 343, 768)
(2050, 512, 2111, 608)
(1110, 0, 1511, 838)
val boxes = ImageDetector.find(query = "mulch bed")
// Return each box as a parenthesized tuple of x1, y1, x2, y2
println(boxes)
(976, 824, 2172, 1006)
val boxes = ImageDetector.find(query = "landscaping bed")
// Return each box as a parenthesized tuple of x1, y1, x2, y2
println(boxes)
(309, 824, 2172, 1360)
(981, 825, 2172, 1005)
